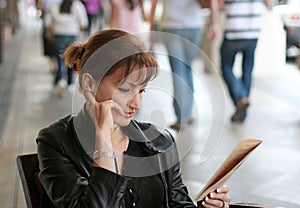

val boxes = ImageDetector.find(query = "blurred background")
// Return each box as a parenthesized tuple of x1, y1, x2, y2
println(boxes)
(0, 0, 299, 207)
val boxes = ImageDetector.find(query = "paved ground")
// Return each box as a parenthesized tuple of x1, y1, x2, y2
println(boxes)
(0, 7, 300, 208)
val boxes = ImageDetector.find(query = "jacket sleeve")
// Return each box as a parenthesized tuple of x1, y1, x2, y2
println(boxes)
(37, 129, 127, 208)
(161, 130, 197, 208)
(167, 162, 199, 208)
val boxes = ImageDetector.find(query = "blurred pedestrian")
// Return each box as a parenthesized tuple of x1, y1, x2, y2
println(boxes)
(109, 0, 147, 33)
(149, 0, 219, 131)
(82, 0, 105, 35)
(219, 0, 271, 122)
(36, 0, 62, 73)
(45, 0, 88, 96)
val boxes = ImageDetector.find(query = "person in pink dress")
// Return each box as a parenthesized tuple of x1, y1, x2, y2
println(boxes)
(109, 0, 146, 33)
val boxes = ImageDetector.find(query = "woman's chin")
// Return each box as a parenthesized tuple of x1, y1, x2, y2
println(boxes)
(115, 118, 131, 127)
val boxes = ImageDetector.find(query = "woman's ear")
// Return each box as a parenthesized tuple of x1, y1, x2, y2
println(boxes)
(81, 73, 97, 96)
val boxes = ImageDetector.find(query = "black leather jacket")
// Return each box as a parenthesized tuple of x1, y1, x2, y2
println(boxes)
(36, 108, 198, 208)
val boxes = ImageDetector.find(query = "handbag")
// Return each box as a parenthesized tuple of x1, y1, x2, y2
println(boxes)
(197, 0, 210, 8)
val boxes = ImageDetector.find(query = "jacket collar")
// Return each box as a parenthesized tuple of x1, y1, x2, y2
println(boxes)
(72, 105, 96, 158)
(72, 106, 173, 158)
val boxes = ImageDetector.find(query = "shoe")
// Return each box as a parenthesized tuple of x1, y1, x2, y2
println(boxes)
(187, 117, 195, 125)
(56, 79, 67, 97)
(231, 102, 249, 122)
(170, 123, 184, 131)
(68, 83, 75, 92)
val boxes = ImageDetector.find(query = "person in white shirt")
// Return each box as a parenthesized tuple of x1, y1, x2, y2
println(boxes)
(149, 0, 219, 131)
(45, 0, 88, 96)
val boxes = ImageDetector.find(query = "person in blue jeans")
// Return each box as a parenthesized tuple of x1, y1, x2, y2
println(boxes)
(220, 39, 257, 122)
(54, 35, 77, 86)
(45, 0, 88, 95)
(149, 0, 219, 131)
(160, 29, 201, 128)
(220, 0, 271, 122)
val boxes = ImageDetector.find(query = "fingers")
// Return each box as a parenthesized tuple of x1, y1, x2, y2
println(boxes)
(84, 90, 96, 105)
(84, 90, 126, 126)
(110, 101, 126, 117)
(84, 90, 97, 122)
(216, 185, 230, 194)
(200, 185, 231, 208)
(84, 90, 122, 112)
(201, 195, 229, 208)
(215, 185, 231, 205)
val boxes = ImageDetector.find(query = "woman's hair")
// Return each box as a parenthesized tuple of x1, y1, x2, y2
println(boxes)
(63, 29, 158, 90)
(60, 0, 73, 14)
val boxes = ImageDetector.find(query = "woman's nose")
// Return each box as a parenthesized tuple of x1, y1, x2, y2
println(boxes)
(128, 93, 142, 110)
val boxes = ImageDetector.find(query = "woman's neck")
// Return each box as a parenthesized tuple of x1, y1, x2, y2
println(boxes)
(111, 127, 129, 153)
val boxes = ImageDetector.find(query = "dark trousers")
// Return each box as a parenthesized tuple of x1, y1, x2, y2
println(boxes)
(220, 38, 258, 104)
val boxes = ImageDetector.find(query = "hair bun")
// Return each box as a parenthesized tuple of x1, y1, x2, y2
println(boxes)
(73, 58, 81, 73)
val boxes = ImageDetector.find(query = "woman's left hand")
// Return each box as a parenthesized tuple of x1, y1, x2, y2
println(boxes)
(198, 185, 231, 208)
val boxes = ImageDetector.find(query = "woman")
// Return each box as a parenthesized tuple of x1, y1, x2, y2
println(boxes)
(109, 0, 146, 33)
(45, 0, 88, 95)
(36, 29, 230, 207)
(149, 0, 218, 130)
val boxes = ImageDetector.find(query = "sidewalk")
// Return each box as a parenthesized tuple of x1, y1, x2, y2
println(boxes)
(0, 15, 300, 208)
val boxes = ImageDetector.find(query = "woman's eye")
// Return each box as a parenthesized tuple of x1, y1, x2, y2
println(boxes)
(118, 87, 146, 94)
(118, 88, 129, 92)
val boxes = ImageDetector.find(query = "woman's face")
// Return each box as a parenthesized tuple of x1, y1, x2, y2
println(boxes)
(95, 67, 148, 126)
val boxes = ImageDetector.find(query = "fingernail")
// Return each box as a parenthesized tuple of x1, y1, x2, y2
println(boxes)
(210, 193, 214, 198)
(205, 196, 209, 201)
(202, 201, 205, 206)
(216, 188, 221, 193)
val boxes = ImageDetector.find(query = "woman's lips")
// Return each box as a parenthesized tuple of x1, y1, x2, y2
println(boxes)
(125, 112, 135, 118)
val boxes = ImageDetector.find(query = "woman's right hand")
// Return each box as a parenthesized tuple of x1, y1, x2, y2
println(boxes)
(85, 91, 120, 131)
(85, 91, 127, 173)
(84, 91, 126, 145)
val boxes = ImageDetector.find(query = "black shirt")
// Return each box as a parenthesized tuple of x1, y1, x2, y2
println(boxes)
(123, 139, 165, 208)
